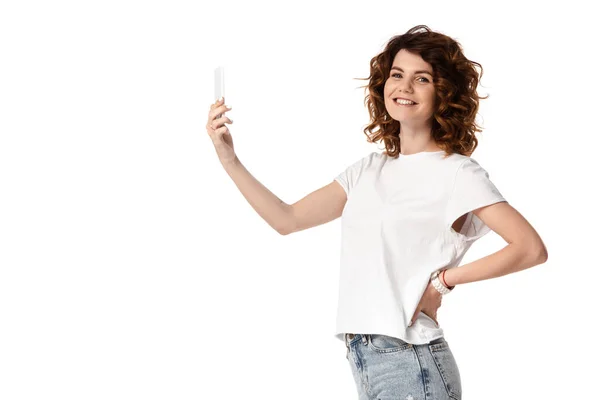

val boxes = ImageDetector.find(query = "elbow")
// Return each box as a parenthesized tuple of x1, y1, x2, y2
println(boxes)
(277, 207, 296, 236)
(534, 243, 549, 264)
(277, 222, 295, 236)
(515, 241, 548, 265)
(278, 227, 293, 236)
(538, 247, 549, 263)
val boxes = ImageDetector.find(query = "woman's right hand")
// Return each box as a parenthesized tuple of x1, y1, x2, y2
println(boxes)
(409, 280, 442, 327)
(206, 97, 236, 165)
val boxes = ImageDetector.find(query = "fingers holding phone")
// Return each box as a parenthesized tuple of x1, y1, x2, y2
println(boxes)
(207, 66, 237, 165)
(207, 97, 235, 165)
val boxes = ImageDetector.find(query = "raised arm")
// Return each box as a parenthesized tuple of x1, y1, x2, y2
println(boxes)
(223, 157, 347, 235)
(207, 98, 346, 235)
(286, 180, 347, 235)
(222, 157, 294, 235)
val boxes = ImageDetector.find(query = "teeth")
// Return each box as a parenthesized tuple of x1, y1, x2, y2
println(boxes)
(395, 99, 416, 105)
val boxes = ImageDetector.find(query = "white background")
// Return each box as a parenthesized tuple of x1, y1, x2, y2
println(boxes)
(1, 0, 597, 399)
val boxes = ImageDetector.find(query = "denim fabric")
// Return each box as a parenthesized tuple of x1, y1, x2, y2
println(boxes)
(345, 333, 462, 400)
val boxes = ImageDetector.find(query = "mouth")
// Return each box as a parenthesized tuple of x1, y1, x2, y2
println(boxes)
(393, 98, 418, 106)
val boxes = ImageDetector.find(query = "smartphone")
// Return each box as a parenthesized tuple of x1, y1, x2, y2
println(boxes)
(214, 66, 225, 119)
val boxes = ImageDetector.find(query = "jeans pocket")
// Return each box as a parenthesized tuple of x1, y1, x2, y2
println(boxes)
(428, 341, 462, 399)
(367, 334, 413, 354)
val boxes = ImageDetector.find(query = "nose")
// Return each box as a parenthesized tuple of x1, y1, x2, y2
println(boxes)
(396, 79, 414, 94)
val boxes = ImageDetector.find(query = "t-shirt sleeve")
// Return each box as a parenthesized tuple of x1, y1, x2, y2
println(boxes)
(333, 153, 370, 197)
(445, 158, 507, 242)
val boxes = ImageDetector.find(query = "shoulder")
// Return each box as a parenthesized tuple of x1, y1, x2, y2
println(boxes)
(357, 151, 380, 165)
(338, 151, 379, 173)
(438, 154, 493, 184)
(358, 151, 381, 165)
(446, 152, 469, 163)
(446, 154, 485, 171)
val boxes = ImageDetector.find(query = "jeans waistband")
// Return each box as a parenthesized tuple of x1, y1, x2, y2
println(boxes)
(345, 333, 445, 349)
(345, 333, 367, 349)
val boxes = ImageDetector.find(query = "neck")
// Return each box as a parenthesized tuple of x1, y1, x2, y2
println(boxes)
(398, 123, 441, 155)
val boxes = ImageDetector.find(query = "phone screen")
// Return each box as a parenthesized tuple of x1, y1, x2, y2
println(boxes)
(214, 66, 225, 118)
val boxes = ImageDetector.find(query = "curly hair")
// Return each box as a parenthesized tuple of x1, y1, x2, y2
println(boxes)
(354, 25, 489, 158)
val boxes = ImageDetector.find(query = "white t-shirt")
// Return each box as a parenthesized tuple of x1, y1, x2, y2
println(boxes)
(333, 150, 507, 344)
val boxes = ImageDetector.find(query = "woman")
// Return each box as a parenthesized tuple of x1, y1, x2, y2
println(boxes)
(205, 25, 548, 400)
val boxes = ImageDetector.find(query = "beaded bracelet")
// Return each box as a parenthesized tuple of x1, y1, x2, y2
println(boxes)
(431, 270, 452, 295)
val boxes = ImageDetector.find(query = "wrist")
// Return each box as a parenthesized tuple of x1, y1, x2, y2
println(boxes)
(221, 155, 240, 171)
(443, 267, 460, 287)
(431, 270, 453, 295)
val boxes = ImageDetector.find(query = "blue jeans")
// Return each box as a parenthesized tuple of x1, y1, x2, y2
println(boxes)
(345, 333, 462, 400)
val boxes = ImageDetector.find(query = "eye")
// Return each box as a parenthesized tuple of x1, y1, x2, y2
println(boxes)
(391, 73, 429, 83)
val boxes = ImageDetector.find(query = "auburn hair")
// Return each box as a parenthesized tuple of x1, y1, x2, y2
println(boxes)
(355, 25, 489, 158)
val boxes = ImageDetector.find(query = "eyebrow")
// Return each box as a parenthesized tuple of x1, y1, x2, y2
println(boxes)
(390, 66, 433, 76)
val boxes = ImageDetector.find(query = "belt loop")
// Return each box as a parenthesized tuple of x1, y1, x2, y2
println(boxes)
(361, 334, 368, 345)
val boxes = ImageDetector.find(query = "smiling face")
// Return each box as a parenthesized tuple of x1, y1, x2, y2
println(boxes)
(384, 49, 437, 125)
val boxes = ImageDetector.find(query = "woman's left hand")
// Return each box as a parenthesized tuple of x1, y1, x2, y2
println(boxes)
(410, 280, 442, 326)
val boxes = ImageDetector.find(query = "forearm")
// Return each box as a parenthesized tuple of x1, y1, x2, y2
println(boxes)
(444, 243, 547, 287)
(222, 156, 293, 234)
